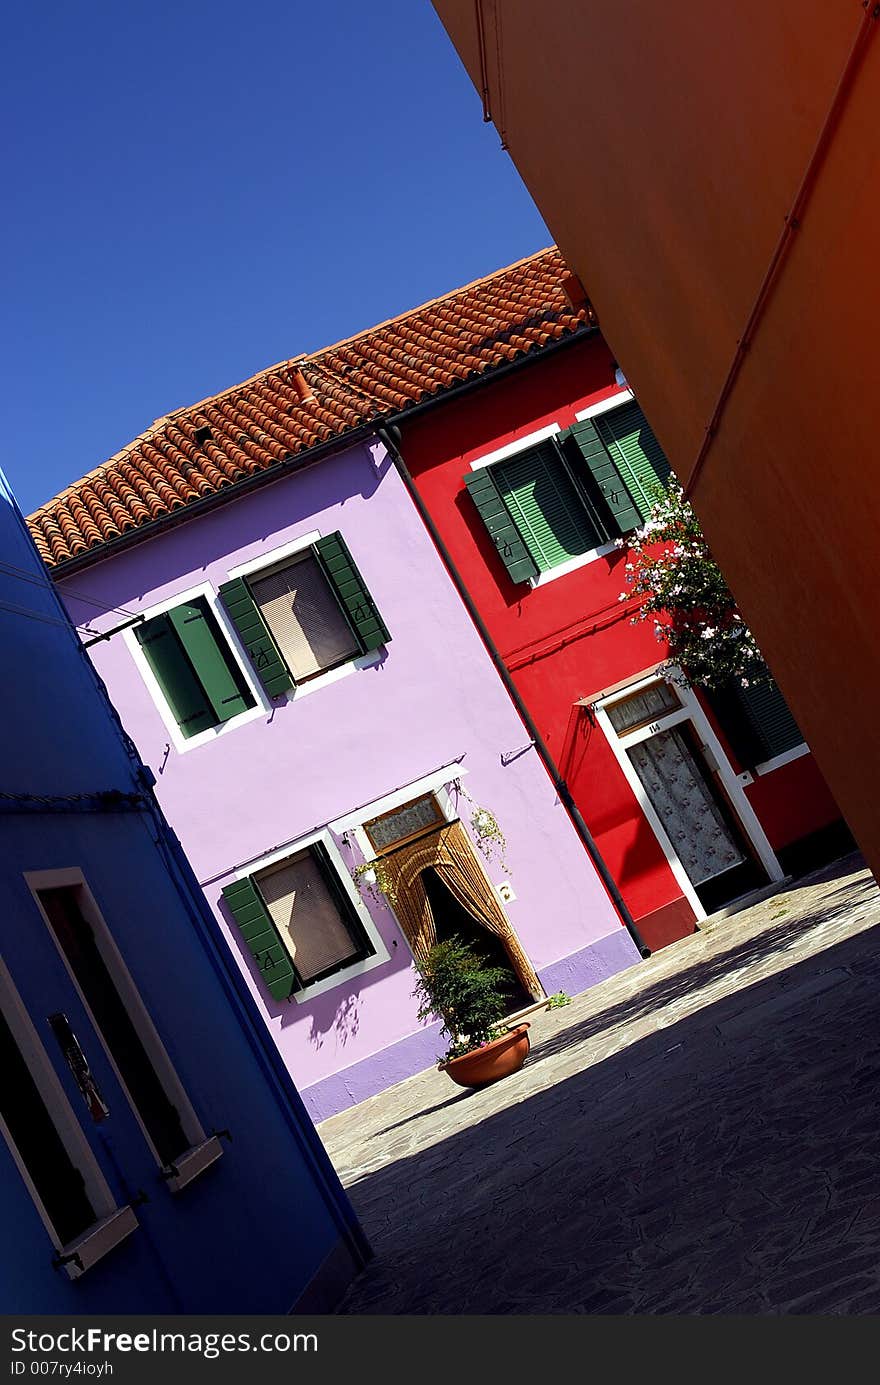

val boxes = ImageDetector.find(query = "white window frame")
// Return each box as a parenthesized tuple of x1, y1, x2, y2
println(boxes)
(123, 580, 268, 755)
(226, 530, 383, 703)
(25, 869, 223, 1193)
(754, 742, 811, 777)
(573, 386, 635, 423)
(468, 425, 617, 587)
(329, 762, 466, 863)
(0, 954, 139, 1277)
(594, 670, 784, 921)
(235, 830, 390, 1004)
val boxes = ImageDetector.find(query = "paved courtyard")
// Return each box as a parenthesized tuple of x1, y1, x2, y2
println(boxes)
(321, 854, 880, 1313)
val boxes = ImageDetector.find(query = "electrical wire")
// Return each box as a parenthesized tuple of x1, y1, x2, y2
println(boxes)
(0, 558, 140, 621)
(0, 598, 75, 632)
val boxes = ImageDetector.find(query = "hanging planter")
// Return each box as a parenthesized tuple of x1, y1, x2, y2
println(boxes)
(453, 783, 512, 874)
(351, 858, 398, 909)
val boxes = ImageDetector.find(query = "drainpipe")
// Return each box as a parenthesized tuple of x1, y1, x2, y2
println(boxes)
(376, 425, 651, 959)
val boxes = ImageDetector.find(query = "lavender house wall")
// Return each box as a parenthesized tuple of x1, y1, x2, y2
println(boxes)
(61, 440, 639, 1120)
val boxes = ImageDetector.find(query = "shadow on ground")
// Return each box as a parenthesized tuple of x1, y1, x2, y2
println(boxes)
(337, 905, 880, 1314)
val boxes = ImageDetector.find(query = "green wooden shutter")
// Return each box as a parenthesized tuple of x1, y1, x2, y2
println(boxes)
(559, 419, 643, 535)
(167, 600, 254, 724)
(708, 674, 804, 767)
(313, 533, 391, 654)
(595, 400, 672, 522)
(463, 467, 539, 584)
(135, 613, 216, 738)
(221, 877, 297, 1001)
(493, 440, 606, 572)
(737, 678, 804, 761)
(218, 578, 293, 698)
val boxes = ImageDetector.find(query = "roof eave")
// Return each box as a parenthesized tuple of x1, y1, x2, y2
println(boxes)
(46, 322, 597, 581)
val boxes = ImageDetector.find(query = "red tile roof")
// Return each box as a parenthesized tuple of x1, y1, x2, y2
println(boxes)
(29, 247, 594, 569)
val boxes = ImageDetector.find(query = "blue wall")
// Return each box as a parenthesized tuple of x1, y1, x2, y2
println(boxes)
(0, 473, 366, 1311)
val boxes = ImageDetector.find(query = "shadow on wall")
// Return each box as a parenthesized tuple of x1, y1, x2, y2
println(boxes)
(216, 893, 418, 1045)
(307, 991, 362, 1051)
(336, 874, 880, 1314)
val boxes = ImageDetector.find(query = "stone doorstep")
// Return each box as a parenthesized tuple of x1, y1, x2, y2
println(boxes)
(697, 876, 794, 928)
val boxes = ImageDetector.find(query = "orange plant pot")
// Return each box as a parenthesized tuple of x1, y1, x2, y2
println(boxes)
(438, 1023, 531, 1089)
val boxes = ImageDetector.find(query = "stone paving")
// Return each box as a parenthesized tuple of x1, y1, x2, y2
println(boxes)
(320, 853, 880, 1313)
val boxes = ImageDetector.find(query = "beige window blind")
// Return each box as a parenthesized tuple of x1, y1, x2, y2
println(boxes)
(250, 554, 359, 681)
(256, 850, 361, 984)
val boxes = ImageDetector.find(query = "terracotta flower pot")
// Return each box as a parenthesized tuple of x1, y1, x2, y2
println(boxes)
(439, 1023, 531, 1089)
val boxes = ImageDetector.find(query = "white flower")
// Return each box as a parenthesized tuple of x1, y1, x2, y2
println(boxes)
(618, 592, 628, 602)
(701, 627, 717, 640)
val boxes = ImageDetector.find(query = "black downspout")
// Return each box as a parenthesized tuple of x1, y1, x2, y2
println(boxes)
(376, 425, 650, 959)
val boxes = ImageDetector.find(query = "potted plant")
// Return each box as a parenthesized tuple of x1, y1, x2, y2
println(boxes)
(413, 936, 531, 1089)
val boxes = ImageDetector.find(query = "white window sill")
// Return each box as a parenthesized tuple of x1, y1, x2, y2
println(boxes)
(529, 540, 619, 588)
(162, 1135, 225, 1193)
(754, 743, 811, 777)
(291, 942, 390, 1005)
(286, 649, 383, 703)
(55, 1205, 139, 1279)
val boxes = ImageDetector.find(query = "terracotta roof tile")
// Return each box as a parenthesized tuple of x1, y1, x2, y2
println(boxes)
(29, 247, 594, 568)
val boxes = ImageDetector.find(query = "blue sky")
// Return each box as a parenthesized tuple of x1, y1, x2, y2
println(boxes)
(2, 1, 549, 514)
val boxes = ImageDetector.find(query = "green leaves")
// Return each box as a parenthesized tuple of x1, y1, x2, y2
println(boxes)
(413, 936, 512, 1060)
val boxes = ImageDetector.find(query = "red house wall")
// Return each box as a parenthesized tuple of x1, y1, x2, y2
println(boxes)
(401, 333, 843, 951)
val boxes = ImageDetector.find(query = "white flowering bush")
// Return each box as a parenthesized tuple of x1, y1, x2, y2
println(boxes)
(619, 480, 767, 690)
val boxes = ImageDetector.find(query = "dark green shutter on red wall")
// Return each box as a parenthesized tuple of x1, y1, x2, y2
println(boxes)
(709, 674, 805, 768)
(313, 532, 391, 654)
(595, 401, 672, 521)
(218, 577, 293, 698)
(558, 419, 644, 534)
(221, 877, 297, 1002)
(463, 467, 539, 583)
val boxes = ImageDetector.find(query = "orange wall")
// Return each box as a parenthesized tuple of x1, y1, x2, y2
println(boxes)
(434, 0, 880, 877)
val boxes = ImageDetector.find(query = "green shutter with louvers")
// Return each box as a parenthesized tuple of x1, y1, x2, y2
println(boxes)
(463, 467, 539, 584)
(167, 600, 254, 724)
(596, 400, 672, 522)
(736, 677, 804, 761)
(492, 440, 606, 572)
(135, 612, 216, 738)
(708, 673, 804, 768)
(313, 532, 391, 654)
(221, 877, 297, 1002)
(559, 419, 643, 536)
(218, 577, 293, 698)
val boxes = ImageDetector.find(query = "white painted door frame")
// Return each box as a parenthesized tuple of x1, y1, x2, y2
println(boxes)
(594, 670, 785, 922)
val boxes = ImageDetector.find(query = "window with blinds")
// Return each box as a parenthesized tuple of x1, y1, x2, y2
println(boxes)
(492, 441, 607, 573)
(249, 553, 360, 683)
(254, 848, 372, 987)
